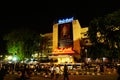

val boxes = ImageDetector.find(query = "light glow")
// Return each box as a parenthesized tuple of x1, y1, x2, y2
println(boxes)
(53, 47, 74, 54)
(58, 17, 74, 24)
(8, 56, 13, 60)
(13, 57, 17, 61)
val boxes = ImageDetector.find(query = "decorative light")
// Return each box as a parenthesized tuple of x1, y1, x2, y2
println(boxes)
(58, 17, 74, 24)
(8, 56, 13, 60)
(12, 57, 17, 61)
(53, 47, 74, 53)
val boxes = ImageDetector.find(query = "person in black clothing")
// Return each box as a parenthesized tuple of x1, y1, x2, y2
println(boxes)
(117, 66, 120, 80)
(63, 64, 69, 80)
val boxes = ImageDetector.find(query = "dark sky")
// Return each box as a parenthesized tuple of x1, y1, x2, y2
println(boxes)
(0, 1, 120, 35)
(0, 1, 120, 53)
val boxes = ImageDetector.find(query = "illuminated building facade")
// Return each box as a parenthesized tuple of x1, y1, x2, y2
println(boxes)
(52, 18, 81, 63)
(40, 33, 53, 56)
(41, 18, 92, 63)
(80, 27, 92, 59)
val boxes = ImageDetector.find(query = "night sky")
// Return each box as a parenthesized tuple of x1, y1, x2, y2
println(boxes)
(0, 1, 120, 35)
(0, 1, 120, 54)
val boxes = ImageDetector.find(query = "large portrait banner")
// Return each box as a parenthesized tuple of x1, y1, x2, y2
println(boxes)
(58, 22, 73, 48)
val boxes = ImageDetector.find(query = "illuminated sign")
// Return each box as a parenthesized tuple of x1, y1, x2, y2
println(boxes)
(58, 17, 74, 24)
(53, 47, 74, 54)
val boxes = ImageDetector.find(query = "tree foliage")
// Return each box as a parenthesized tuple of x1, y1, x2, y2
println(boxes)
(88, 9, 120, 59)
(3, 27, 41, 60)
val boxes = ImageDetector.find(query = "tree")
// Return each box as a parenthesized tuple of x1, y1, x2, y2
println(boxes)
(3, 27, 41, 60)
(88, 9, 120, 59)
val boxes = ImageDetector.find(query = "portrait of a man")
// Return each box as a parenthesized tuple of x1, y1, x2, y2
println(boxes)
(58, 22, 73, 48)
(60, 24, 70, 39)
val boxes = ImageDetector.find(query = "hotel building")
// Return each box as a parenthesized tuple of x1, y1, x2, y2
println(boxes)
(41, 18, 92, 63)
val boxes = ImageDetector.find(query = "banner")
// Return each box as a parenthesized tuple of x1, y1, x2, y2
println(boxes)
(58, 22, 73, 48)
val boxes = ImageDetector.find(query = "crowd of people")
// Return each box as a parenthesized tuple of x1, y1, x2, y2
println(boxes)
(0, 62, 70, 80)
(0, 61, 120, 80)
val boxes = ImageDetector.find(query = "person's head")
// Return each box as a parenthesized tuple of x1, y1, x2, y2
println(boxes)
(64, 64, 67, 67)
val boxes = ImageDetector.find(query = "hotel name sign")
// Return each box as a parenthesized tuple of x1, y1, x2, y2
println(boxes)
(58, 17, 74, 24)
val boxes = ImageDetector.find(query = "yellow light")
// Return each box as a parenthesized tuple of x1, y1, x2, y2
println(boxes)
(8, 56, 13, 60)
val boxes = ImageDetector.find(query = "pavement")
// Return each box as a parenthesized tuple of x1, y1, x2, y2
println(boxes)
(4, 73, 119, 80)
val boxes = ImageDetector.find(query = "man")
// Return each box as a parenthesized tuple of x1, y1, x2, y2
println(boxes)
(63, 64, 69, 80)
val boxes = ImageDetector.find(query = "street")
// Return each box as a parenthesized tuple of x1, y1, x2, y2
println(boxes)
(4, 74, 119, 80)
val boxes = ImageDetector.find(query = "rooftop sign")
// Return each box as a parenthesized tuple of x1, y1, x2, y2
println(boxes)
(58, 17, 74, 24)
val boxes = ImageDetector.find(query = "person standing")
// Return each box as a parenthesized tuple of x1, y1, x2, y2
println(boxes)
(63, 64, 69, 80)
(55, 65, 61, 80)
(50, 64, 55, 80)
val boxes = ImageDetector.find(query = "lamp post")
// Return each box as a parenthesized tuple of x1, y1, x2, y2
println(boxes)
(84, 48, 88, 63)
(85, 49, 87, 58)
(13, 54, 18, 72)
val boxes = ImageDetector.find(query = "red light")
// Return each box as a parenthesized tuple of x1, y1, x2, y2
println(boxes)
(53, 47, 74, 54)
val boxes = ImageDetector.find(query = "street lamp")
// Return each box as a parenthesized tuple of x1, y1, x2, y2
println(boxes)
(85, 49, 87, 58)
